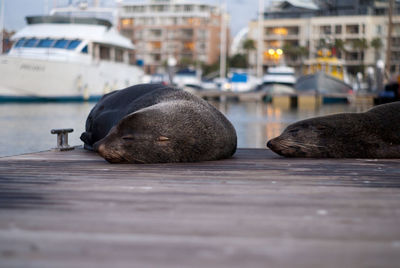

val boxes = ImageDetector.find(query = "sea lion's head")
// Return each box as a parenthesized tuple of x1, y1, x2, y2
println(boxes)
(267, 113, 369, 158)
(93, 100, 233, 163)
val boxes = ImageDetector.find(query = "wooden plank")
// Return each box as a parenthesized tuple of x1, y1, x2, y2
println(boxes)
(0, 148, 399, 268)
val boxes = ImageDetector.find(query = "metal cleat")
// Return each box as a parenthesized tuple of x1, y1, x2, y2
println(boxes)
(51, 128, 74, 151)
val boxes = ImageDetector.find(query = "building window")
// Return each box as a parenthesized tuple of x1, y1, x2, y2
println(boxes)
(174, 5, 182, 12)
(320, 25, 331, 35)
(184, 5, 192, 12)
(376, 25, 382, 35)
(335, 25, 342, 34)
(151, 42, 162, 49)
(393, 37, 400, 47)
(182, 29, 194, 39)
(135, 30, 143, 39)
(153, 54, 161, 61)
(346, 52, 358, 61)
(184, 42, 195, 51)
(150, 29, 162, 37)
(197, 29, 208, 39)
(346, 24, 359, 34)
(121, 18, 134, 28)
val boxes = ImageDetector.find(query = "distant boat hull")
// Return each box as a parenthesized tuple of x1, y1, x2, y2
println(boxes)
(295, 71, 353, 95)
(0, 55, 143, 102)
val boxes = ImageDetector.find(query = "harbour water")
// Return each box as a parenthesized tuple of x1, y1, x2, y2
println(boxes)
(0, 101, 372, 157)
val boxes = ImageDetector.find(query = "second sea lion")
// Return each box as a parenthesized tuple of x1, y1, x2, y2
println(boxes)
(267, 102, 400, 158)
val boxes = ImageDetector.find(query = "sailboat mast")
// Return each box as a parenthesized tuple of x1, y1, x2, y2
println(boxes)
(0, 0, 4, 54)
(385, 0, 394, 78)
(219, 0, 227, 80)
(256, 0, 264, 78)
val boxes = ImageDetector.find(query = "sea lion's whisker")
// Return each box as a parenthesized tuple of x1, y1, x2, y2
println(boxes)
(293, 143, 326, 148)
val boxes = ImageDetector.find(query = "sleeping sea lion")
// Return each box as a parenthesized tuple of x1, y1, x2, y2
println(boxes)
(80, 84, 237, 163)
(267, 102, 400, 158)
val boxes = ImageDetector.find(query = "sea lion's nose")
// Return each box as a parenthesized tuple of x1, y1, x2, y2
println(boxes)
(93, 142, 105, 154)
(98, 144, 106, 155)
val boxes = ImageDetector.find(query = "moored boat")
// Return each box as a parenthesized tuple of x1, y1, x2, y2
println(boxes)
(295, 71, 353, 95)
(259, 65, 296, 94)
(295, 55, 353, 103)
(262, 65, 296, 86)
(0, 15, 144, 102)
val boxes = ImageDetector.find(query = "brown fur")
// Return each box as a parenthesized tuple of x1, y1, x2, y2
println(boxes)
(81, 84, 237, 163)
(267, 102, 400, 158)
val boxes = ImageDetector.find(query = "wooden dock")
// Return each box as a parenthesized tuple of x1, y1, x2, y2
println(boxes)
(1, 148, 400, 268)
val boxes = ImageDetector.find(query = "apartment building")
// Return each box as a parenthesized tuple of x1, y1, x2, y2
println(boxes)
(118, 0, 225, 74)
(248, 0, 400, 75)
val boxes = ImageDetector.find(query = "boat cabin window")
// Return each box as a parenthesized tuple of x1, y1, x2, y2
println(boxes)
(115, 48, 124, 62)
(13, 38, 84, 51)
(23, 38, 39, 48)
(15, 38, 26, 48)
(81, 45, 88, 54)
(54, 39, 69, 49)
(37, 39, 55, 48)
(67, 40, 81, 50)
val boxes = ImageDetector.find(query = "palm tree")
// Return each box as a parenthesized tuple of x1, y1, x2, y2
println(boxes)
(333, 39, 345, 58)
(242, 39, 256, 68)
(282, 43, 296, 63)
(352, 38, 369, 73)
(370, 37, 383, 62)
(282, 43, 308, 66)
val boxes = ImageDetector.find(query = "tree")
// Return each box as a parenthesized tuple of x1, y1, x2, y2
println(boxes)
(179, 57, 196, 68)
(242, 39, 256, 68)
(351, 38, 369, 73)
(370, 37, 383, 62)
(282, 43, 308, 66)
(202, 61, 220, 77)
(333, 39, 345, 58)
(229, 53, 248, 69)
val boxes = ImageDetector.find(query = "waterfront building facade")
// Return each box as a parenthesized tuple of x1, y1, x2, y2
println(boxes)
(118, 0, 226, 74)
(248, 0, 400, 76)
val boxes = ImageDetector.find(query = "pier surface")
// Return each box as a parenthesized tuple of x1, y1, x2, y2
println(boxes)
(0, 148, 399, 268)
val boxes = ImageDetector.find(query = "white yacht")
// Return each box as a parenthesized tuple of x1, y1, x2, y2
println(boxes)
(262, 66, 296, 86)
(0, 15, 144, 101)
(260, 66, 296, 94)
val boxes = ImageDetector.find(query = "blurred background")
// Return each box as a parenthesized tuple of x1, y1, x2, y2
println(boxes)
(0, 0, 399, 156)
